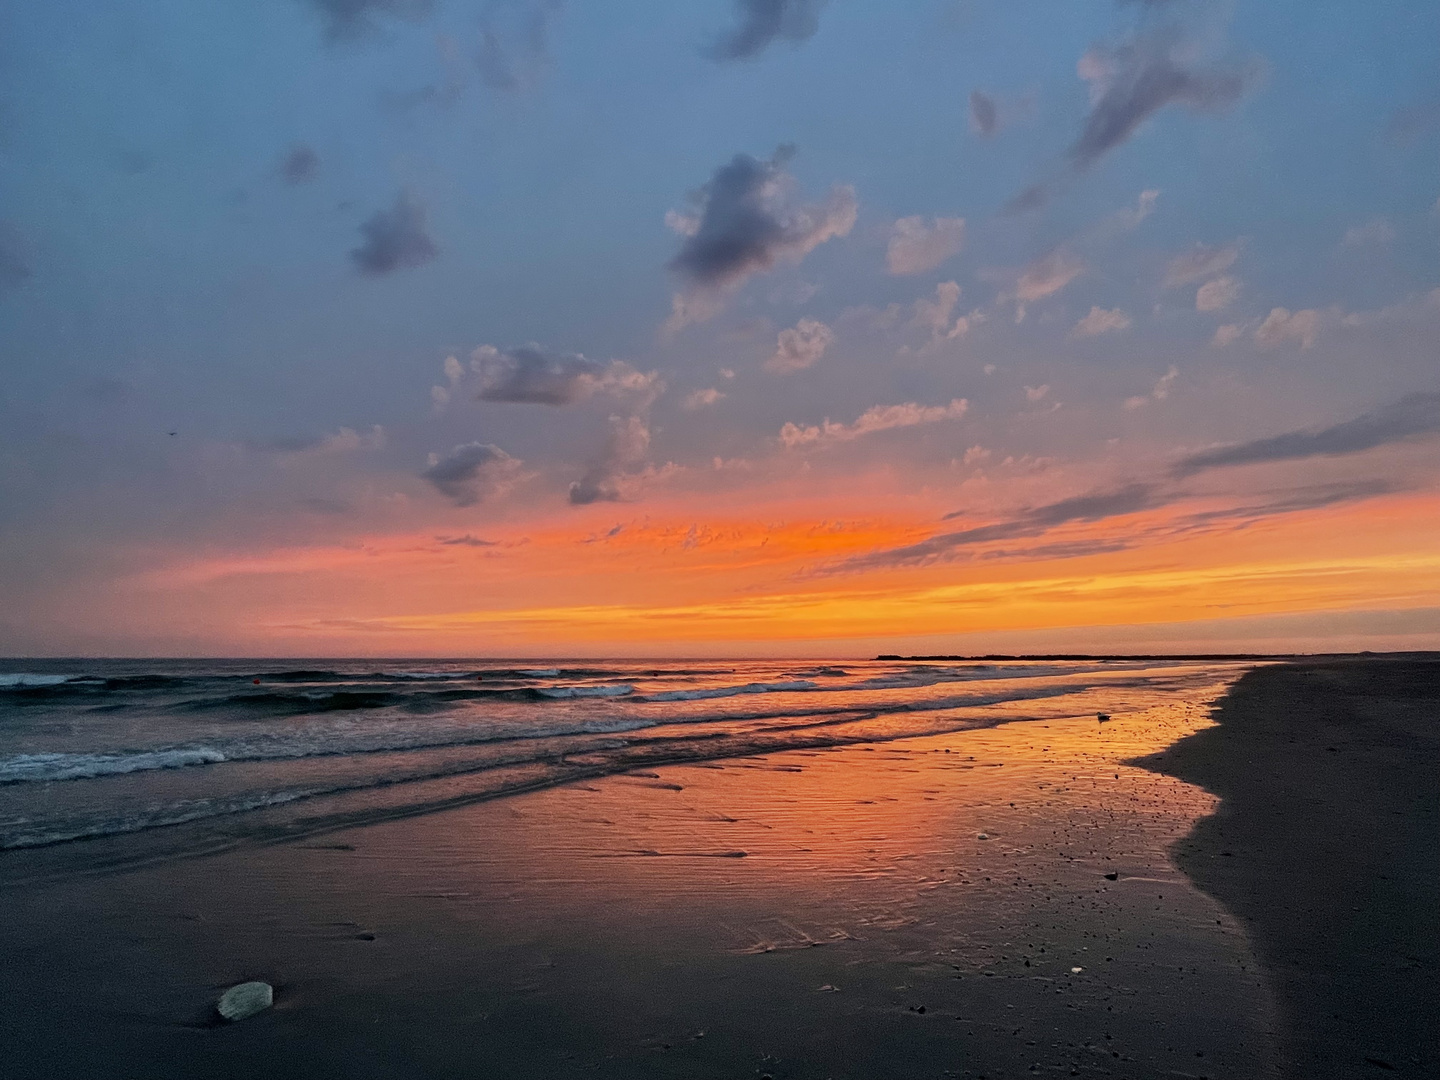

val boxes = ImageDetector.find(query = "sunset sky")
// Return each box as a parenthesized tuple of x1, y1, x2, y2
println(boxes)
(1, 0, 1438, 656)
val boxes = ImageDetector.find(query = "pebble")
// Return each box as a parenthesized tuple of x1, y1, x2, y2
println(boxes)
(217, 981, 273, 1022)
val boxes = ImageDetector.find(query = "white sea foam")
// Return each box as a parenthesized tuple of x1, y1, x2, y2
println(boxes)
(536, 684, 634, 699)
(0, 747, 227, 784)
(645, 680, 819, 702)
(518, 669, 562, 678)
(0, 674, 72, 689)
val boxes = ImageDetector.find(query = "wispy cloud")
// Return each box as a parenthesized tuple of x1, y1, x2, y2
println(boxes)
(1071, 33, 1254, 171)
(780, 398, 968, 448)
(705, 0, 826, 62)
(0, 223, 30, 293)
(1164, 240, 1240, 286)
(665, 148, 856, 329)
(280, 145, 320, 184)
(351, 191, 438, 275)
(476, 0, 560, 92)
(453, 344, 658, 406)
(969, 91, 998, 137)
(1340, 218, 1395, 248)
(305, 0, 432, 43)
(1172, 393, 1440, 476)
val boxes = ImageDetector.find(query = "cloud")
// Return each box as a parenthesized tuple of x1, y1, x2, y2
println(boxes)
(780, 398, 968, 447)
(305, 0, 432, 42)
(569, 415, 650, 505)
(969, 91, 998, 137)
(1164, 240, 1240, 287)
(665, 148, 856, 329)
(436, 534, 499, 547)
(910, 281, 970, 339)
(885, 216, 966, 275)
(1123, 365, 1178, 409)
(423, 442, 522, 506)
(838, 483, 1162, 571)
(1071, 33, 1253, 172)
(351, 191, 438, 275)
(1254, 307, 1321, 349)
(1211, 322, 1246, 347)
(476, 0, 560, 92)
(1386, 101, 1440, 144)
(1072, 306, 1132, 337)
(0, 223, 30, 293)
(1341, 218, 1395, 248)
(244, 426, 386, 456)
(456, 344, 659, 406)
(1195, 275, 1239, 311)
(766, 318, 833, 374)
(1024, 384, 1050, 403)
(682, 387, 726, 410)
(1013, 250, 1085, 304)
(705, 0, 825, 62)
(280, 145, 320, 184)
(1172, 392, 1440, 477)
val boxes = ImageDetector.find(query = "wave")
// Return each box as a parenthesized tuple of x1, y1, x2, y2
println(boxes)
(0, 748, 228, 784)
(535, 684, 635, 699)
(643, 680, 818, 702)
(0, 674, 74, 689)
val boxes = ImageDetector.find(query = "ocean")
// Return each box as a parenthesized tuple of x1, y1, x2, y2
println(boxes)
(0, 657, 1243, 860)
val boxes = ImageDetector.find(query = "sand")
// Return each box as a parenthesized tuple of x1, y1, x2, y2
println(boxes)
(1135, 658, 1440, 1078)
(0, 658, 1432, 1078)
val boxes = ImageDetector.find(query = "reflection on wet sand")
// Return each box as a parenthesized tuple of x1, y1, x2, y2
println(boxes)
(0, 684, 1279, 1079)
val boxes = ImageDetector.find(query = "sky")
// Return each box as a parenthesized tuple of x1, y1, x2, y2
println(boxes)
(0, 0, 1438, 657)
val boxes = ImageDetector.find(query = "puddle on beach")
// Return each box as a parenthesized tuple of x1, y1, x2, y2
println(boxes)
(0, 696, 1278, 1079)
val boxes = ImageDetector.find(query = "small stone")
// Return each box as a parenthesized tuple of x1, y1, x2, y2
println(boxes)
(1104, 872, 1119, 881)
(217, 981, 273, 1021)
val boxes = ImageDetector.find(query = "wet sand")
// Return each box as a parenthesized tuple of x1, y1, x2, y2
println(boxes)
(1135, 658, 1440, 1078)
(0, 685, 1282, 1079)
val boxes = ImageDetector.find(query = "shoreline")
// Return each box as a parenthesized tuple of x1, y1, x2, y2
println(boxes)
(1136, 658, 1439, 1078)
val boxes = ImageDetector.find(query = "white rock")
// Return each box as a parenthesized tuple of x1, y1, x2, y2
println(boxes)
(217, 981, 273, 1021)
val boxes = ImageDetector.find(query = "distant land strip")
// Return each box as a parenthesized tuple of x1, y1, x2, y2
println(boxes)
(871, 652, 1440, 662)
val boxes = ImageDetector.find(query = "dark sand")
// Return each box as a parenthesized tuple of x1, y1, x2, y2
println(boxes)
(1135, 658, 1440, 1078)
(1, 660, 1432, 1078)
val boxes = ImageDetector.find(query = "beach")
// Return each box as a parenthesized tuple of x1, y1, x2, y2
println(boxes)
(0, 657, 1432, 1077)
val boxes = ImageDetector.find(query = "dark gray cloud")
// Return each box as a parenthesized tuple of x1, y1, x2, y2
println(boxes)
(436, 534, 499, 546)
(472, 344, 603, 405)
(477, 1, 560, 91)
(1070, 35, 1252, 171)
(831, 474, 1398, 576)
(1172, 393, 1440, 477)
(668, 148, 856, 296)
(281, 145, 320, 184)
(351, 191, 438, 275)
(0, 222, 31, 293)
(306, 0, 432, 42)
(705, 0, 825, 62)
(422, 442, 520, 506)
(969, 91, 998, 137)
(838, 484, 1162, 571)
